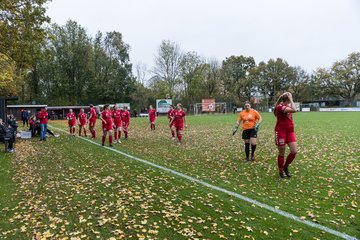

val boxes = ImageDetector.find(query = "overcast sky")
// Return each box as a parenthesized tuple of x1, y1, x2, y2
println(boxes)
(47, 0, 360, 75)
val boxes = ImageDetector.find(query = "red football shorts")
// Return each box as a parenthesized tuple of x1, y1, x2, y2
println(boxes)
(275, 130, 296, 146)
(68, 120, 76, 127)
(175, 124, 183, 131)
(103, 123, 113, 131)
(114, 120, 122, 128)
(89, 120, 96, 127)
(122, 122, 129, 129)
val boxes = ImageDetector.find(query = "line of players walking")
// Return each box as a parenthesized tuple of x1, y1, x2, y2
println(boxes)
(66, 104, 130, 147)
(66, 103, 186, 147)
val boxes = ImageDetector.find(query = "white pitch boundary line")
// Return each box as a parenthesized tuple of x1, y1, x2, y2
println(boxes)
(51, 126, 357, 240)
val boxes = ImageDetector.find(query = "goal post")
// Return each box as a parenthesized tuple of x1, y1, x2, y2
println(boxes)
(190, 102, 228, 115)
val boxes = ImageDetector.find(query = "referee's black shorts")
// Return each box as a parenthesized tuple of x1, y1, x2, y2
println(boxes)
(242, 128, 257, 140)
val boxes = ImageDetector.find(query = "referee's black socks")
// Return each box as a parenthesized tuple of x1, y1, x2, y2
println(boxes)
(245, 143, 250, 159)
(251, 144, 257, 155)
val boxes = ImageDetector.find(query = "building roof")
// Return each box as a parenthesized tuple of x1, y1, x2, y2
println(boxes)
(7, 105, 47, 108)
(7, 105, 90, 109)
(47, 106, 90, 110)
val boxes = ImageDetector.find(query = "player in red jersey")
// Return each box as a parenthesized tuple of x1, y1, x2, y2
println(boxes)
(167, 104, 176, 140)
(66, 109, 76, 136)
(37, 107, 49, 141)
(148, 105, 157, 130)
(121, 106, 130, 139)
(77, 108, 88, 137)
(112, 105, 122, 143)
(100, 104, 113, 147)
(88, 104, 97, 138)
(170, 103, 187, 145)
(274, 92, 297, 178)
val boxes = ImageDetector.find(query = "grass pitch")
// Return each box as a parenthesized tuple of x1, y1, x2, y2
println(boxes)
(0, 112, 359, 239)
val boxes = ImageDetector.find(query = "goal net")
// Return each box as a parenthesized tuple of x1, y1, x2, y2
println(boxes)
(190, 102, 228, 115)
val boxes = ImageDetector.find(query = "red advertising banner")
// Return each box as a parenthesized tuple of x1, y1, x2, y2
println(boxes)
(202, 99, 216, 112)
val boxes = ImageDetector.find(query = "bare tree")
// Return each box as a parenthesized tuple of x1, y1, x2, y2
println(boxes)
(152, 40, 183, 97)
(205, 57, 221, 97)
(135, 61, 148, 85)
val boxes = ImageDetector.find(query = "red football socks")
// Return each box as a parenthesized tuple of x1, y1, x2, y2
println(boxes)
(177, 133, 182, 142)
(277, 155, 285, 173)
(284, 152, 297, 169)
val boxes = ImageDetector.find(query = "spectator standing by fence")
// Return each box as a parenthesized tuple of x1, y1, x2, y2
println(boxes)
(37, 107, 49, 141)
(22, 109, 30, 127)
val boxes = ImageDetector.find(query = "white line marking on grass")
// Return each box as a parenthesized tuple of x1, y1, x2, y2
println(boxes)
(51, 126, 358, 240)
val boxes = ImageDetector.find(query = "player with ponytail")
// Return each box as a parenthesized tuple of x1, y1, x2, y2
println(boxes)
(274, 92, 298, 178)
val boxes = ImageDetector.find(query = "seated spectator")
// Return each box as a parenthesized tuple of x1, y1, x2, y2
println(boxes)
(29, 116, 59, 138)
(7, 114, 18, 129)
(29, 116, 38, 137)
(0, 118, 15, 153)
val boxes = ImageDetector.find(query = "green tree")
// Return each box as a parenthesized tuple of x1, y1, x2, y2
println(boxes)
(0, 53, 17, 96)
(30, 21, 93, 105)
(0, 0, 50, 68)
(28, 21, 134, 105)
(179, 51, 203, 104)
(289, 66, 311, 102)
(330, 52, 360, 104)
(203, 58, 221, 99)
(253, 58, 295, 105)
(312, 53, 360, 105)
(312, 68, 333, 100)
(130, 81, 154, 111)
(221, 55, 256, 104)
(1, 0, 50, 99)
(101, 31, 134, 103)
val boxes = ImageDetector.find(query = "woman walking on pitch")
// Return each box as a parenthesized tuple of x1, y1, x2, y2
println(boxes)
(170, 103, 187, 145)
(100, 104, 113, 147)
(233, 101, 262, 161)
(167, 105, 176, 140)
(66, 109, 76, 137)
(121, 106, 130, 139)
(88, 104, 97, 138)
(274, 92, 297, 178)
(148, 105, 157, 130)
(112, 105, 122, 143)
(78, 108, 87, 137)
